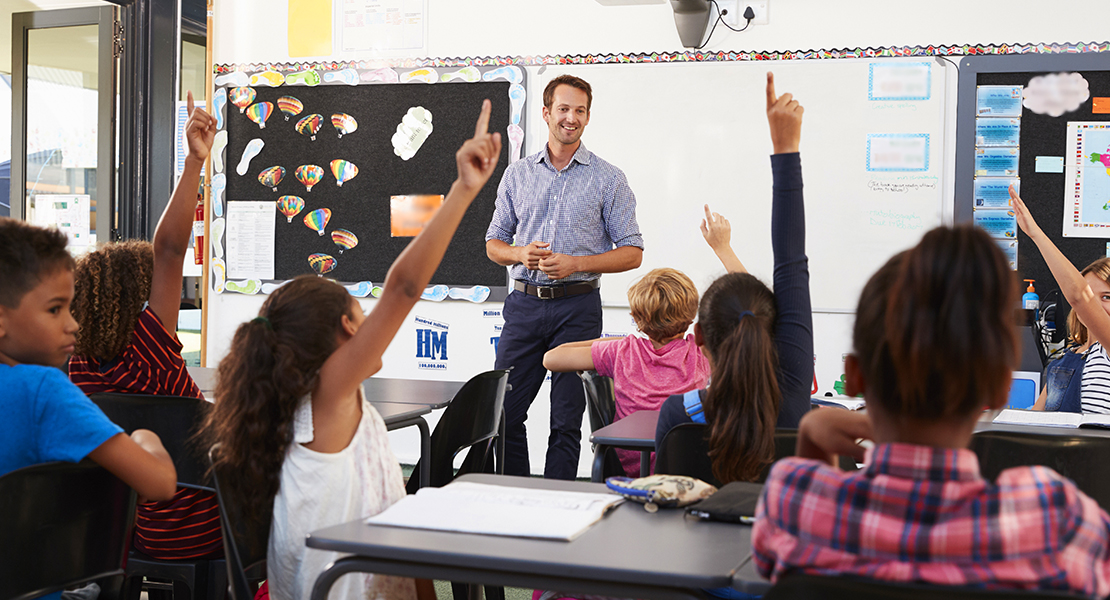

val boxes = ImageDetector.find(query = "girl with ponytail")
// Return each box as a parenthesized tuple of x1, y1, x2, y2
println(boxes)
(654, 72, 813, 484)
(201, 101, 502, 600)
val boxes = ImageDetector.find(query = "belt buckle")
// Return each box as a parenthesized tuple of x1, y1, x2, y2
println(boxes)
(537, 285, 556, 300)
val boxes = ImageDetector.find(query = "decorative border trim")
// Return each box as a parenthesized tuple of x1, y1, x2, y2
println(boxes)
(214, 42, 1110, 73)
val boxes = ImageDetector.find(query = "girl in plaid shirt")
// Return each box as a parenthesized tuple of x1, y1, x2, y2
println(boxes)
(754, 225, 1110, 598)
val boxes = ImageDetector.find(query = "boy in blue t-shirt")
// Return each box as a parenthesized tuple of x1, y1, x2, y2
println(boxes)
(0, 218, 179, 593)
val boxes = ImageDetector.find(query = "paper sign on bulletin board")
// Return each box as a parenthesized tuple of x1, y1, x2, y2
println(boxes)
(288, 0, 332, 58)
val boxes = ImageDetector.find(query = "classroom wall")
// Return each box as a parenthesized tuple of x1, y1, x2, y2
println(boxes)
(208, 0, 1108, 476)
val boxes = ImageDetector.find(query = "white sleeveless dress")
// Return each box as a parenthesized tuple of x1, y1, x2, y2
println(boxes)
(267, 386, 416, 600)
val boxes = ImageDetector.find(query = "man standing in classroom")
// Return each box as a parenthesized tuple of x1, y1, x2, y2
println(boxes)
(485, 75, 644, 480)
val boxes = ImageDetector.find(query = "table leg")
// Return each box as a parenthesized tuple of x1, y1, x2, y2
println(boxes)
(640, 450, 651, 477)
(310, 557, 376, 600)
(417, 417, 431, 489)
(592, 444, 609, 483)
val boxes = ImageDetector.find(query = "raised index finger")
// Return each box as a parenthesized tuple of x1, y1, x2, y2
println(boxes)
(703, 203, 714, 223)
(474, 99, 491, 138)
(187, 90, 195, 116)
(766, 72, 776, 110)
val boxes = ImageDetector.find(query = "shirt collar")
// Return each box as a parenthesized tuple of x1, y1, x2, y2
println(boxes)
(863, 442, 983, 483)
(535, 142, 593, 169)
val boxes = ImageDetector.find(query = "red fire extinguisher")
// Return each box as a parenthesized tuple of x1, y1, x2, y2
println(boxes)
(193, 194, 205, 266)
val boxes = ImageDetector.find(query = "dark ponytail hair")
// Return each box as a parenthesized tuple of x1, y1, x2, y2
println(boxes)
(699, 272, 780, 483)
(201, 275, 355, 531)
(854, 225, 1018, 421)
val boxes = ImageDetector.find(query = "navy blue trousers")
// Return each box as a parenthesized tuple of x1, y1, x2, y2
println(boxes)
(495, 287, 602, 480)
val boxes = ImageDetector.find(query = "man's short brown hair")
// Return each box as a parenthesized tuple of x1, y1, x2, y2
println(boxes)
(543, 75, 593, 112)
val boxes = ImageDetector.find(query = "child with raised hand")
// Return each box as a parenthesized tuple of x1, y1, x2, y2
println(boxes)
(753, 225, 1110, 597)
(542, 205, 743, 477)
(67, 92, 221, 561)
(1012, 188, 1110, 414)
(653, 72, 813, 485)
(202, 101, 502, 600)
(0, 219, 177, 510)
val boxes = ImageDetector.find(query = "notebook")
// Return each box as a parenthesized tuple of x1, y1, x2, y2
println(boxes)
(685, 481, 764, 524)
(991, 409, 1110, 429)
(810, 396, 866, 411)
(366, 482, 624, 541)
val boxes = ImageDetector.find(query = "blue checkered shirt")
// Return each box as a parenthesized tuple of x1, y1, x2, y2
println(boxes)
(485, 143, 643, 285)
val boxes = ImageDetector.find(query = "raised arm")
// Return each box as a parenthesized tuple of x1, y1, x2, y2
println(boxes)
(1011, 186, 1110, 350)
(765, 72, 813, 428)
(88, 430, 178, 502)
(148, 91, 215, 333)
(701, 204, 746, 273)
(314, 101, 502, 408)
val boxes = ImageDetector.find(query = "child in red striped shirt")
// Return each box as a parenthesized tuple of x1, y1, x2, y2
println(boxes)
(68, 93, 221, 561)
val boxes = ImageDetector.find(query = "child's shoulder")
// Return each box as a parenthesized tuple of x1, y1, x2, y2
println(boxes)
(0, 362, 73, 393)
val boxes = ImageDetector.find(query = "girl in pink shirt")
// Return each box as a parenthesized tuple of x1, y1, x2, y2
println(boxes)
(544, 206, 742, 476)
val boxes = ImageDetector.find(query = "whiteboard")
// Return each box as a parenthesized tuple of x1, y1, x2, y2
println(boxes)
(533, 59, 948, 311)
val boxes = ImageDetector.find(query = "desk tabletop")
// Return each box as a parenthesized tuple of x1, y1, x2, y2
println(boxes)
(372, 402, 432, 428)
(590, 410, 659, 449)
(974, 420, 1110, 439)
(186, 368, 462, 409)
(306, 473, 749, 591)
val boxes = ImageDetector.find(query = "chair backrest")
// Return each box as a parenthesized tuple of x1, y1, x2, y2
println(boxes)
(764, 573, 1081, 600)
(407, 369, 510, 492)
(208, 445, 270, 600)
(655, 423, 721, 486)
(580, 370, 616, 432)
(655, 425, 858, 487)
(969, 430, 1110, 509)
(90, 392, 212, 488)
(0, 461, 137, 600)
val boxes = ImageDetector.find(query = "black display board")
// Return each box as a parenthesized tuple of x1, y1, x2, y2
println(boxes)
(956, 54, 1110, 293)
(224, 79, 513, 287)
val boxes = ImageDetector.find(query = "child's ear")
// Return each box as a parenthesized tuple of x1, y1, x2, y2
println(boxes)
(844, 354, 866, 397)
(0, 306, 8, 339)
(339, 312, 358, 339)
(693, 322, 704, 347)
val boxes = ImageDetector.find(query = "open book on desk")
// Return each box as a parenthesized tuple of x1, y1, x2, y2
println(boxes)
(366, 482, 624, 541)
(810, 396, 866, 411)
(992, 409, 1110, 429)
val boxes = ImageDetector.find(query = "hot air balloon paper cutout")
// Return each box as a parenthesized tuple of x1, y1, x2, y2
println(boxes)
(330, 159, 358, 187)
(331, 229, 358, 253)
(332, 113, 358, 138)
(277, 196, 305, 223)
(304, 208, 331, 236)
(229, 87, 256, 113)
(295, 164, 324, 192)
(258, 166, 285, 191)
(246, 102, 273, 129)
(277, 96, 304, 121)
(296, 114, 323, 140)
(308, 253, 337, 276)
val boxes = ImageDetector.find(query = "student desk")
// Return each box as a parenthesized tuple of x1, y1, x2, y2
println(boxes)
(974, 420, 1110, 438)
(186, 367, 463, 408)
(589, 410, 659, 481)
(306, 473, 763, 600)
(188, 366, 445, 488)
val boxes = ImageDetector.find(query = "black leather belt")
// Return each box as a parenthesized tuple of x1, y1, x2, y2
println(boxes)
(513, 279, 599, 300)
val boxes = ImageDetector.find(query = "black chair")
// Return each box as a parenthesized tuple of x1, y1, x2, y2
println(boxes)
(579, 370, 623, 479)
(208, 445, 269, 600)
(405, 369, 511, 493)
(89, 393, 226, 600)
(655, 425, 858, 486)
(0, 460, 137, 600)
(764, 573, 1081, 599)
(402, 370, 508, 600)
(969, 429, 1110, 509)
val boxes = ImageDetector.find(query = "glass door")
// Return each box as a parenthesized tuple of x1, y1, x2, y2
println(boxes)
(11, 6, 117, 251)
